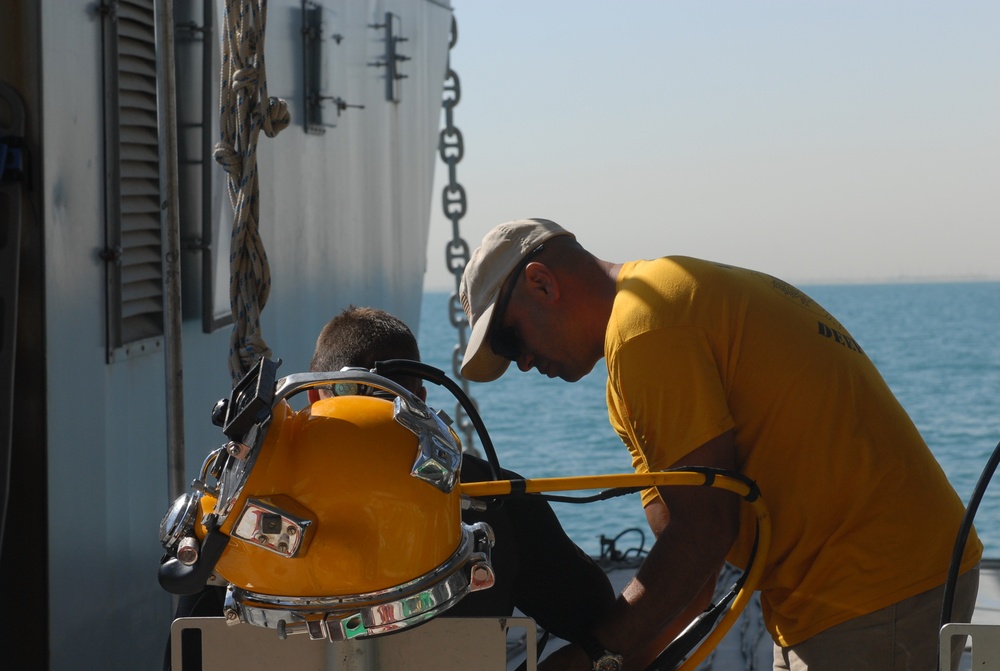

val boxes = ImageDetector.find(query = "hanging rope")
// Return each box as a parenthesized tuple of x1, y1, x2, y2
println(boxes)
(213, 0, 290, 383)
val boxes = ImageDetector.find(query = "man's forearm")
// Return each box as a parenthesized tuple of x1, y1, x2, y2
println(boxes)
(594, 514, 729, 668)
(622, 570, 719, 670)
(537, 534, 725, 671)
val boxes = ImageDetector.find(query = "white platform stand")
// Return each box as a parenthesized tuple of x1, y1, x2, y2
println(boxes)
(939, 558, 1000, 670)
(941, 623, 1000, 671)
(170, 616, 537, 671)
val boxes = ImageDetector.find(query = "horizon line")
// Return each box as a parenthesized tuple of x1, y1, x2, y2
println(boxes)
(421, 274, 1000, 293)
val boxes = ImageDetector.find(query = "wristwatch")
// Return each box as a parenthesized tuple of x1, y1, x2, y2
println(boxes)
(578, 633, 624, 671)
(592, 651, 625, 671)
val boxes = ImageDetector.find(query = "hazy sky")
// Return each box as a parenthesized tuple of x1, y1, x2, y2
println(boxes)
(424, 1, 999, 292)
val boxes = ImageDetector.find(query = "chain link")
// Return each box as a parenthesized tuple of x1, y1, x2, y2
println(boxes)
(439, 15, 479, 455)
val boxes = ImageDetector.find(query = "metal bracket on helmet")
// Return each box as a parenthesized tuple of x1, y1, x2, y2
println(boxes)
(219, 357, 280, 442)
(393, 397, 463, 493)
(230, 496, 314, 558)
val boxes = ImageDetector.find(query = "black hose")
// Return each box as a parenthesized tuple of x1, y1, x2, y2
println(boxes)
(941, 439, 1000, 628)
(645, 528, 760, 671)
(374, 359, 503, 481)
(530, 487, 644, 505)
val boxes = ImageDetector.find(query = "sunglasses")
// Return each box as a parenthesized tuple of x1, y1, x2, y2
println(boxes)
(489, 244, 545, 362)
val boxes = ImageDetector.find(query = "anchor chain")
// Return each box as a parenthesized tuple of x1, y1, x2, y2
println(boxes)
(439, 16, 479, 455)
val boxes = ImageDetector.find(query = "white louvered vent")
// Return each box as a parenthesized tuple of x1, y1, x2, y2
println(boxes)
(102, 0, 164, 355)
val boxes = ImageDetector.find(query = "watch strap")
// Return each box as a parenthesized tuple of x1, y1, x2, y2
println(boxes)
(576, 631, 606, 660)
(576, 632, 623, 671)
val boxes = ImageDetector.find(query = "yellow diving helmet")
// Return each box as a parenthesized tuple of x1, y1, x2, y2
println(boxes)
(158, 359, 495, 641)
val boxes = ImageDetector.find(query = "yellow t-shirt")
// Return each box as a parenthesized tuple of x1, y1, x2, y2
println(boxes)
(605, 257, 982, 646)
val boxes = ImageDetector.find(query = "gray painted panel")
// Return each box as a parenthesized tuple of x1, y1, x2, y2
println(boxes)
(31, 0, 452, 668)
(40, 1, 170, 667)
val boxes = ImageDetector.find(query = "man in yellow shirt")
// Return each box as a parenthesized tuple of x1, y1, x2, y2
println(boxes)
(459, 218, 981, 671)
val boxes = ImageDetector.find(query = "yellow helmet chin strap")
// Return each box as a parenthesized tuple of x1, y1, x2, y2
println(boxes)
(460, 469, 771, 671)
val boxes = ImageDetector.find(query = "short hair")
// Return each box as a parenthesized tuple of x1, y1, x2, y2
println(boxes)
(310, 306, 422, 394)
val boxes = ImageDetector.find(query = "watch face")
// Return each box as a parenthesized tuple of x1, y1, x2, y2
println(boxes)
(594, 653, 624, 671)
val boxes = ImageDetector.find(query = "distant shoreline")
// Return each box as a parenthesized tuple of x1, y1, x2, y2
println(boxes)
(793, 275, 1000, 287)
(421, 276, 1000, 293)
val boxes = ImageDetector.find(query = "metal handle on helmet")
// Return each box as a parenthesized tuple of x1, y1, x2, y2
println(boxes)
(158, 528, 228, 595)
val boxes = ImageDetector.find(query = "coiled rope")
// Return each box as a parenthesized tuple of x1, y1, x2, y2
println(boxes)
(213, 0, 290, 383)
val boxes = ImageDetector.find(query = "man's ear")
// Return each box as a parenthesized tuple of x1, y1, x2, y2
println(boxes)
(418, 385, 427, 402)
(307, 389, 321, 404)
(523, 262, 560, 303)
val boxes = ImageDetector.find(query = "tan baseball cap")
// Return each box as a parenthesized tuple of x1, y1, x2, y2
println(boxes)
(459, 218, 574, 382)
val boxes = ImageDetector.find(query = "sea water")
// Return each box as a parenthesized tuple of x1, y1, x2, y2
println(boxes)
(417, 282, 1000, 558)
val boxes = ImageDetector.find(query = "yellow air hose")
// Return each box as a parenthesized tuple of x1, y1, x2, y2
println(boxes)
(460, 470, 771, 671)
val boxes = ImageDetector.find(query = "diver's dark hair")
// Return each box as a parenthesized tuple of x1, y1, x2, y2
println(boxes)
(310, 306, 422, 394)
